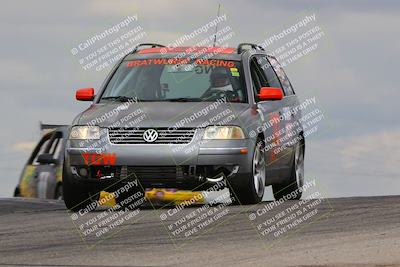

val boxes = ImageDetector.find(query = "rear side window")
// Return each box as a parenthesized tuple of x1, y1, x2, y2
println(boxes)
(268, 56, 295, 95)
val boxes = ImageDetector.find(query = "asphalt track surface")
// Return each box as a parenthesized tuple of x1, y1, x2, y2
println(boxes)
(0, 196, 399, 267)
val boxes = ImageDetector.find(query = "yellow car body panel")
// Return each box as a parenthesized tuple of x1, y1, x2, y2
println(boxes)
(19, 165, 37, 198)
(99, 191, 117, 207)
(99, 189, 204, 207)
(145, 189, 205, 205)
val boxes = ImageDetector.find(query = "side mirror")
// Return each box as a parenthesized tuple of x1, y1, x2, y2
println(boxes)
(258, 87, 283, 101)
(76, 88, 95, 101)
(37, 153, 58, 164)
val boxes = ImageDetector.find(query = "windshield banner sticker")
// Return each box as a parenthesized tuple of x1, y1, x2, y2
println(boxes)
(126, 58, 236, 68)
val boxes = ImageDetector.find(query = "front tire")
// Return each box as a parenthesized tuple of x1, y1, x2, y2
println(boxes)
(63, 165, 99, 212)
(230, 139, 266, 205)
(272, 139, 304, 200)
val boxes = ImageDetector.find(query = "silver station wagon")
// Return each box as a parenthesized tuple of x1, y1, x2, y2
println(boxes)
(63, 43, 305, 211)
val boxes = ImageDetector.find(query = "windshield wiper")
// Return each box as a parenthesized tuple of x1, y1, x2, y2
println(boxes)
(164, 97, 203, 102)
(101, 96, 202, 102)
(101, 96, 137, 102)
(101, 96, 166, 102)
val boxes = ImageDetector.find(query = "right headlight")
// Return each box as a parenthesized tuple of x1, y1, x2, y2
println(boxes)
(203, 126, 245, 140)
(69, 126, 100, 140)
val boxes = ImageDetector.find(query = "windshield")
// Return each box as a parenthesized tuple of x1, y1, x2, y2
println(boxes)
(100, 58, 247, 103)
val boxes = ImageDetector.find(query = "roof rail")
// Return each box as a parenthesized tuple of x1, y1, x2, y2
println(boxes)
(131, 43, 165, 54)
(237, 43, 265, 54)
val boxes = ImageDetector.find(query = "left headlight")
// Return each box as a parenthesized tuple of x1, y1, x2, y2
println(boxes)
(69, 126, 100, 140)
(203, 126, 245, 140)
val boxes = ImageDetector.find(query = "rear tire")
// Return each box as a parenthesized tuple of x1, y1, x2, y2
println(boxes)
(54, 183, 63, 200)
(13, 187, 20, 197)
(230, 139, 266, 205)
(272, 139, 304, 200)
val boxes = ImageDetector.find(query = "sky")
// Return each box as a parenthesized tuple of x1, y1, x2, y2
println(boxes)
(0, 0, 399, 197)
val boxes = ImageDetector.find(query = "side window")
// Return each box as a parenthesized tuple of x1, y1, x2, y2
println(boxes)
(53, 138, 64, 160)
(268, 56, 295, 95)
(30, 131, 63, 165)
(250, 57, 269, 101)
(30, 135, 52, 165)
(48, 132, 63, 160)
(256, 56, 282, 89)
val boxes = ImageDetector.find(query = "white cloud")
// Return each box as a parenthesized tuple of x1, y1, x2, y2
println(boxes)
(339, 129, 400, 173)
(0, 60, 51, 88)
(305, 128, 400, 197)
(11, 142, 36, 152)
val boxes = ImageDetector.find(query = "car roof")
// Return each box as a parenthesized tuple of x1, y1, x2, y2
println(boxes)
(123, 43, 271, 62)
(124, 46, 243, 61)
(137, 46, 236, 54)
(40, 123, 69, 137)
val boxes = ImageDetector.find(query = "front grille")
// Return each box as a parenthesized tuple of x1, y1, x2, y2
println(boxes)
(108, 127, 196, 144)
(128, 166, 185, 187)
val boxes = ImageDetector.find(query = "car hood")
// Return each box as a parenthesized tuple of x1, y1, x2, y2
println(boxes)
(77, 101, 250, 128)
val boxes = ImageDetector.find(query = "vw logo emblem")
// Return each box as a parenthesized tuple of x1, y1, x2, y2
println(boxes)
(143, 129, 158, 142)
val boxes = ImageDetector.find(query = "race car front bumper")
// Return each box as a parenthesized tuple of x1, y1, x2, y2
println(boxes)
(64, 130, 255, 191)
